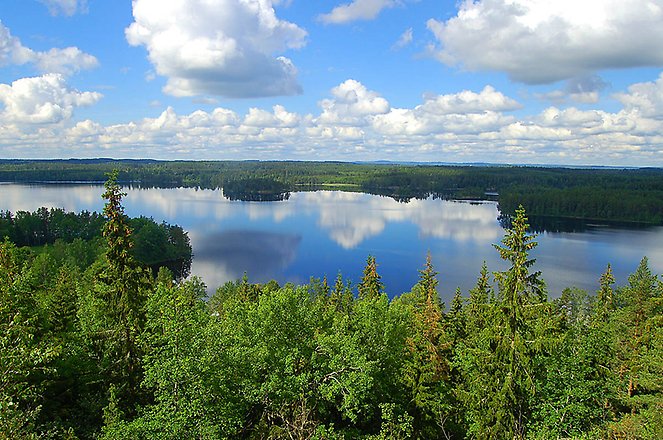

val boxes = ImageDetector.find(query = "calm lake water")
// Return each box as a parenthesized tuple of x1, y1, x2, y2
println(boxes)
(2, 183, 662, 304)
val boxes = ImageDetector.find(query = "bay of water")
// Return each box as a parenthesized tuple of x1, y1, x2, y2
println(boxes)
(2, 183, 662, 304)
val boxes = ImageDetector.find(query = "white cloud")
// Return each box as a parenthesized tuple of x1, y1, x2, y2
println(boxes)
(125, 0, 307, 98)
(614, 72, 663, 119)
(0, 74, 102, 124)
(33, 47, 99, 76)
(3, 77, 663, 166)
(317, 79, 390, 125)
(38, 0, 88, 16)
(428, 0, 663, 84)
(0, 21, 98, 75)
(418, 86, 521, 114)
(372, 86, 520, 135)
(244, 105, 300, 128)
(319, 0, 396, 24)
(392, 27, 413, 50)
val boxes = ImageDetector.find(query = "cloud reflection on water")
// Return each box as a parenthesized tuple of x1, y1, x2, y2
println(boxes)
(299, 192, 502, 249)
(4, 184, 662, 301)
(189, 229, 301, 290)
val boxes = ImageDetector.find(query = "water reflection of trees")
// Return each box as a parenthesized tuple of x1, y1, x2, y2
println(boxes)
(499, 213, 655, 233)
(222, 178, 291, 202)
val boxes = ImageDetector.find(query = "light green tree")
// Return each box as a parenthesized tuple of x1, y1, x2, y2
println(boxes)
(358, 255, 384, 300)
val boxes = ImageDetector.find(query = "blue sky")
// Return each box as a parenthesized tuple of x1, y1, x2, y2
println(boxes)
(1, 0, 663, 166)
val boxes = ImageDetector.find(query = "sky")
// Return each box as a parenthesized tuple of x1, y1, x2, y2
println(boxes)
(1, 0, 663, 166)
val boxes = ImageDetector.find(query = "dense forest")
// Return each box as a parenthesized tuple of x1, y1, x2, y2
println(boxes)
(2, 159, 663, 224)
(1, 174, 661, 439)
(0, 206, 192, 279)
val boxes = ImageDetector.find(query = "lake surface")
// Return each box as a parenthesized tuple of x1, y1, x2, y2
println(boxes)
(2, 183, 662, 304)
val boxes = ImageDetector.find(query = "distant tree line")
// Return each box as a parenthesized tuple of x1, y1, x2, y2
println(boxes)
(1, 174, 661, 439)
(0, 206, 192, 279)
(222, 177, 290, 202)
(2, 159, 663, 224)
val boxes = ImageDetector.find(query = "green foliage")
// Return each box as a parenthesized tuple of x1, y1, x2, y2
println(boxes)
(84, 171, 154, 420)
(358, 255, 384, 300)
(1, 192, 662, 439)
(607, 257, 663, 437)
(0, 240, 61, 439)
(455, 206, 557, 439)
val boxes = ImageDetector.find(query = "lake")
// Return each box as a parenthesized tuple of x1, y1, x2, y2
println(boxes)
(2, 182, 662, 304)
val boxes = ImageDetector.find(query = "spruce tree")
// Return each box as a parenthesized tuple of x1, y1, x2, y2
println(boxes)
(595, 263, 615, 324)
(90, 171, 152, 419)
(358, 255, 384, 300)
(458, 206, 552, 439)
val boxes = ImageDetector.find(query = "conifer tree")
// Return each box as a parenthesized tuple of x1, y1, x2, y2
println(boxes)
(400, 254, 454, 437)
(358, 255, 384, 300)
(466, 262, 492, 333)
(330, 271, 353, 313)
(610, 257, 662, 429)
(458, 206, 552, 439)
(595, 263, 615, 323)
(89, 171, 152, 418)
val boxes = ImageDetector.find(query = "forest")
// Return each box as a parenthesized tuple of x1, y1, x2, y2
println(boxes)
(2, 159, 663, 224)
(0, 207, 192, 279)
(1, 173, 662, 439)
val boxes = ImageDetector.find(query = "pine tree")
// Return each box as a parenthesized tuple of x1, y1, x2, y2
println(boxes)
(399, 254, 455, 437)
(417, 252, 439, 307)
(330, 271, 353, 313)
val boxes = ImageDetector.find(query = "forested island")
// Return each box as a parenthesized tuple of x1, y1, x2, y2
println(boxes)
(2, 159, 663, 225)
(1, 173, 662, 439)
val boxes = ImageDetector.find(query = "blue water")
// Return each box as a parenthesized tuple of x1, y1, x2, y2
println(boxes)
(2, 183, 662, 304)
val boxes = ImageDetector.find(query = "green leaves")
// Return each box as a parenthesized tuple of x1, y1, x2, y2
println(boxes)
(2, 196, 663, 438)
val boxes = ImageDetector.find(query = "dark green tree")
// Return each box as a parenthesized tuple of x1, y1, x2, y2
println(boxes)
(457, 206, 552, 439)
(0, 240, 48, 438)
(82, 171, 152, 421)
(608, 257, 663, 437)
(595, 264, 616, 323)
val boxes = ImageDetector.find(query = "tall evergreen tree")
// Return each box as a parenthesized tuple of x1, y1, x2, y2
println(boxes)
(358, 255, 384, 300)
(609, 257, 663, 438)
(83, 171, 152, 420)
(595, 263, 616, 324)
(457, 206, 552, 439)
(401, 254, 453, 437)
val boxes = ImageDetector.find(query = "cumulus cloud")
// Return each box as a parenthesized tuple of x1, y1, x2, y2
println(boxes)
(537, 76, 609, 104)
(3, 77, 663, 166)
(244, 105, 300, 128)
(428, 0, 663, 84)
(0, 74, 102, 124)
(614, 73, 663, 119)
(38, 0, 88, 16)
(0, 21, 98, 75)
(372, 86, 520, 135)
(317, 79, 390, 125)
(125, 0, 307, 98)
(319, 0, 397, 24)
